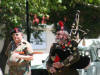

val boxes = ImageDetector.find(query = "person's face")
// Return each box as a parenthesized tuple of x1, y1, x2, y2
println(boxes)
(56, 31, 68, 44)
(56, 31, 63, 40)
(12, 32, 23, 42)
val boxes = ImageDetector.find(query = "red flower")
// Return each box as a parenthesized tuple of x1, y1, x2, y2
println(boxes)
(54, 55, 60, 62)
(14, 28, 19, 33)
(58, 21, 64, 30)
(62, 45, 65, 49)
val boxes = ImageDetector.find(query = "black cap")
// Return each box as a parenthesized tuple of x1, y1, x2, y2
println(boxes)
(10, 28, 22, 35)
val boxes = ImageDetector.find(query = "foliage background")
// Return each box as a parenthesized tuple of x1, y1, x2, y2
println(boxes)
(0, 0, 100, 38)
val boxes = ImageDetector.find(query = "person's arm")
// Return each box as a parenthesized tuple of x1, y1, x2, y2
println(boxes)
(14, 53, 33, 61)
(63, 50, 80, 67)
(46, 43, 56, 73)
(15, 42, 33, 61)
(5, 41, 12, 56)
(15, 55, 33, 61)
(25, 42, 34, 56)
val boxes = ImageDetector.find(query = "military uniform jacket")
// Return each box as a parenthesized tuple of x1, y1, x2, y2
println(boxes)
(6, 39, 33, 75)
(46, 40, 80, 70)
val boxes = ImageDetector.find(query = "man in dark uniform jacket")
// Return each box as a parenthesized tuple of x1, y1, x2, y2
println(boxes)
(46, 30, 90, 75)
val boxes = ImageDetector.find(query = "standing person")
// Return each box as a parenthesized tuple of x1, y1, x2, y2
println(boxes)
(46, 30, 90, 75)
(6, 27, 33, 75)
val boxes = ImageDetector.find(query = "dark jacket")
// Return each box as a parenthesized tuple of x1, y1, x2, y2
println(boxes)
(46, 40, 80, 70)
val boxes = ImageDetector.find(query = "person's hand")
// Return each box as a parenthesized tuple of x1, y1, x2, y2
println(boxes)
(24, 55, 33, 61)
(49, 67, 56, 73)
(53, 62, 64, 68)
(15, 53, 33, 61)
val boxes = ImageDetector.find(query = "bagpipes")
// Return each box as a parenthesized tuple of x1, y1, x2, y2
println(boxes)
(69, 10, 89, 45)
(57, 10, 89, 46)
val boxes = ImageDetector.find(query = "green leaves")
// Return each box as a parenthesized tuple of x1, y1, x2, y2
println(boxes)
(0, 0, 100, 38)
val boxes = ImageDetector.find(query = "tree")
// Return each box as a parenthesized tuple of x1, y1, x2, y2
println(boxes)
(0, 0, 26, 73)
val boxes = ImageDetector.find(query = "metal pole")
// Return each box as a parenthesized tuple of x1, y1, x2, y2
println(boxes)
(26, 0, 30, 42)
